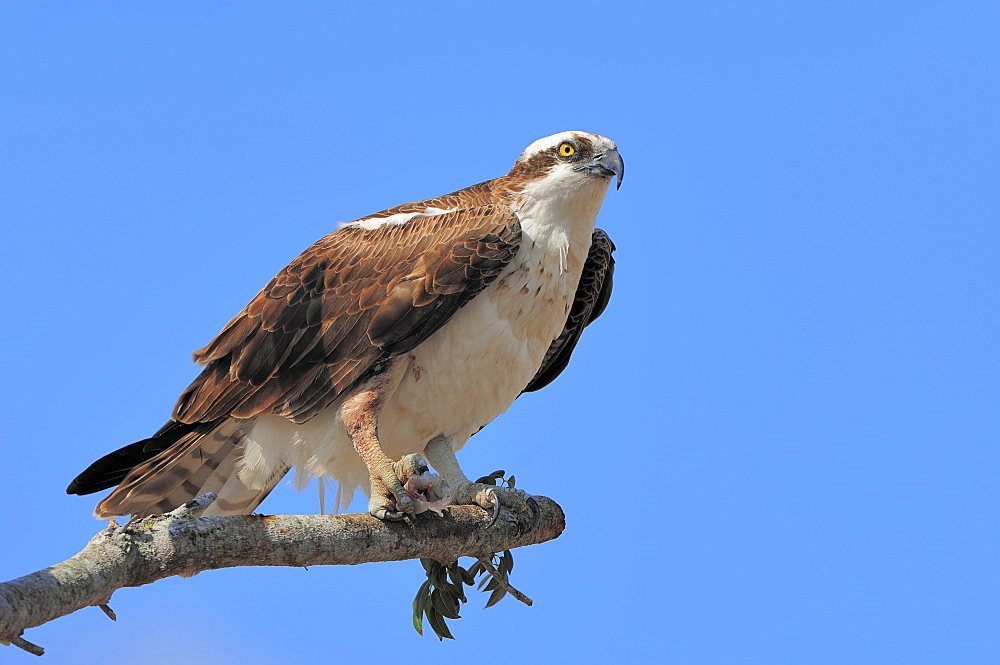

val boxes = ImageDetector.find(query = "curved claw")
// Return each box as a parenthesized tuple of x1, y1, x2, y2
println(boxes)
(452, 481, 530, 527)
(486, 488, 502, 527)
(371, 507, 407, 521)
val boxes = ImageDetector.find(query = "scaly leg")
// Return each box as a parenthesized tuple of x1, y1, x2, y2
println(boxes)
(339, 358, 415, 520)
(423, 436, 532, 525)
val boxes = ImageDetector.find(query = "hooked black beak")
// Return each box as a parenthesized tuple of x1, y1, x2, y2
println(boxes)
(582, 148, 624, 190)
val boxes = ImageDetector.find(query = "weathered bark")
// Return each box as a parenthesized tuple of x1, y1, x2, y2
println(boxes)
(0, 493, 564, 655)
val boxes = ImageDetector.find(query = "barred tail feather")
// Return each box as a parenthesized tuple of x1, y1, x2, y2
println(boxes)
(91, 417, 287, 518)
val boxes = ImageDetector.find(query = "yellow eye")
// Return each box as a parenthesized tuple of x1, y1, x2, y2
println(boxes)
(558, 142, 576, 157)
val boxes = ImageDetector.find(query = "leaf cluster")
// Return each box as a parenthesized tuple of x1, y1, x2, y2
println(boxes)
(411, 551, 516, 640)
(475, 469, 517, 489)
(411, 470, 520, 640)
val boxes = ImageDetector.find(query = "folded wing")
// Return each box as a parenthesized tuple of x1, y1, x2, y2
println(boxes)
(523, 228, 615, 393)
(176, 205, 522, 424)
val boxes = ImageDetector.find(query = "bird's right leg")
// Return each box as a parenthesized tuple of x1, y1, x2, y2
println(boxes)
(339, 357, 417, 521)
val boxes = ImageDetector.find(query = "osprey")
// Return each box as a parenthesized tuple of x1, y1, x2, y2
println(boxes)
(67, 131, 622, 521)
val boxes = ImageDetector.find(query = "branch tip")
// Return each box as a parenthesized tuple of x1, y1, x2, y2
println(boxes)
(10, 634, 45, 656)
(98, 604, 117, 621)
(477, 557, 533, 606)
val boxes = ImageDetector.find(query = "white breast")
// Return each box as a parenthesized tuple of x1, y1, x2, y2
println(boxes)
(379, 226, 585, 453)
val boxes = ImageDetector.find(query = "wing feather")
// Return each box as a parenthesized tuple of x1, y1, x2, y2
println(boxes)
(175, 204, 521, 424)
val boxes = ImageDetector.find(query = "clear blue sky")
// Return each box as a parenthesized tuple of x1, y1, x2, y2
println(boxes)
(2, 2, 997, 663)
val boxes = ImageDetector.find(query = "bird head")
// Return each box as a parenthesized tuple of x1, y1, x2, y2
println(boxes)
(508, 131, 624, 192)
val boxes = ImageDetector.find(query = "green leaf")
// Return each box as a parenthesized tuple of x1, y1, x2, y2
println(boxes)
(507, 474, 516, 488)
(413, 580, 430, 611)
(426, 607, 455, 641)
(448, 565, 464, 589)
(411, 579, 431, 635)
(501, 550, 514, 575)
(430, 563, 449, 589)
(449, 580, 467, 604)
(485, 586, 508, 608)
(477, 572, 494, 591)
(413, 580, 431, 614)
(431, 588, 460, 620)
(475, 470, 506, 484)
(430, 587, 448, 614)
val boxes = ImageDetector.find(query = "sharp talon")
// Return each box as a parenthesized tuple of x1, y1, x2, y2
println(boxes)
(487, 490, 501, 527)
(371, 508, 406, 521)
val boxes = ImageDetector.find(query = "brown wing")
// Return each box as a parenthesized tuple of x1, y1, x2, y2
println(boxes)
(522, 228, 615, 393)
(175, 204, 521, 424)
(364, 179, 498, 219)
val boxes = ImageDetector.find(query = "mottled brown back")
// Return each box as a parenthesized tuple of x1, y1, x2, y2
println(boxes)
(176, 205, 522, 424)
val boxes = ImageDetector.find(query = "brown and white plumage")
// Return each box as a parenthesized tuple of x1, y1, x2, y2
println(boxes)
(67, 131, 621, 519)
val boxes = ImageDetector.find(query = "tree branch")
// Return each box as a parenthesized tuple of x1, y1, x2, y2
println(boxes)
(478, 555, 534, 606)
(0, 493, 565, 654)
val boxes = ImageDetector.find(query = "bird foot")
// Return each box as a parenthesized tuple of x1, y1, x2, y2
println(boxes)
(451, 481, 534, 527)
(368, 454, 451, 521)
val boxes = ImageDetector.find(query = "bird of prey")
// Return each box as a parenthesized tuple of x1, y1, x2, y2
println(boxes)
(67, 131, 621, 521)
